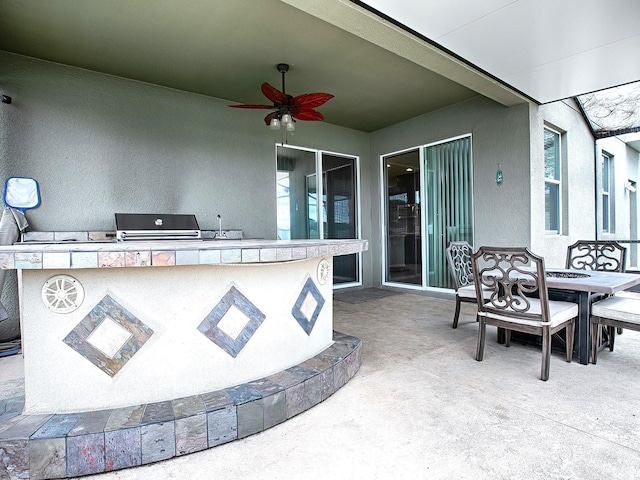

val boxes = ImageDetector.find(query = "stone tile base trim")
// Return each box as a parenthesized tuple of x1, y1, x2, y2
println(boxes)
(0, 332, 361, 479)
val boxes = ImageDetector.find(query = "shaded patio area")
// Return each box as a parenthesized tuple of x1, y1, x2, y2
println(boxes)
(1, 291, 639, 479)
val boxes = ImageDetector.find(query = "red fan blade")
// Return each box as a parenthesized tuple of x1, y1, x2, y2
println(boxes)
(261, 83, 289, 105)
(290, 93, 334, 109)
(264, 111, 279, 126)
(228, 103, 274, 109)
(291, 109, 324, 122)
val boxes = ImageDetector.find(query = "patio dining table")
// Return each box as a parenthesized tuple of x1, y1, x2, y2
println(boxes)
(497, 268, 640, 365)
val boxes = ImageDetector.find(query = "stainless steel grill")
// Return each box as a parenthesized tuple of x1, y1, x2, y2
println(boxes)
(115, 213, 201, 241)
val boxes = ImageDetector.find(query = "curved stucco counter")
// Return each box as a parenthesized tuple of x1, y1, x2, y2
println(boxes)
(0, 238, 367, 479)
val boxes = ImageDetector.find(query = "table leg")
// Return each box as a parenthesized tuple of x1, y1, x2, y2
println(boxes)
(549, 289, 590, 365)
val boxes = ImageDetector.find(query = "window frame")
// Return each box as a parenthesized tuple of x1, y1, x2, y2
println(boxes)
(544, 126, 562, 235)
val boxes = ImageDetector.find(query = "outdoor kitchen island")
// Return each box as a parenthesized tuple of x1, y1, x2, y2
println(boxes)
(0, 237, 367, 479)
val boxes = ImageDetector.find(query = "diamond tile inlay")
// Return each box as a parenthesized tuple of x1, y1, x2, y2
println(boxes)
(197, 286, 265, 358)
(291, 277, 325, 336)
(63, 295, 154, 377)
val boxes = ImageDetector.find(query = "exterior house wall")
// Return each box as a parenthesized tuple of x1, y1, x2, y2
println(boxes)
(596, 136, 640, 268)
(533, 99, 597, 268)
(0, 51, 371, 336)
(369, 96, 532, 287)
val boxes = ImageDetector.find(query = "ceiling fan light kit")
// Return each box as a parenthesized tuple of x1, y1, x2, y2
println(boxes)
(229, 63, 333, 136)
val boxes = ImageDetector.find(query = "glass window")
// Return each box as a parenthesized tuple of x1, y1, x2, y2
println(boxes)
(544, 127, 561, 233)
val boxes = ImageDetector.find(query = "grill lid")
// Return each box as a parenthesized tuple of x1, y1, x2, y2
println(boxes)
(115, 213, 201, 241)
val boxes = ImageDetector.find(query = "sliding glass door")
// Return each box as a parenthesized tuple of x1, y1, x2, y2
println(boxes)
(383, 135, 473, 289)
(277, 145, 361, 286)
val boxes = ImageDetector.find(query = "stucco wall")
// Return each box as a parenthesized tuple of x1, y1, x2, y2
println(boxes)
(369, 96, 532, 287)
(532, 99, 596, 268)
(596, 136, 640, 267)
(0, 51, 370, 336)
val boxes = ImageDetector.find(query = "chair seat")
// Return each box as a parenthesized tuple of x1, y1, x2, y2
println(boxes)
(480, 297, 578, 327)
(458, 284, 491, 299)
(591, 296, 640, 326)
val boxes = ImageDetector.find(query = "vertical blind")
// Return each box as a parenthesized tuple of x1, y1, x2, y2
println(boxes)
(425, 136, 473, 289)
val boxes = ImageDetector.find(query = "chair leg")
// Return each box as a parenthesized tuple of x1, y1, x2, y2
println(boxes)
(565, 321, 575, 363)
(476, 317, 486, 361)
(608, 326, 616, 351)
(505, 329, 511, 347)
(453, 297, 461, 329)
(617, 327, 623, 335)
(591, 320, 602, 364)
(541, 327, 551, 381)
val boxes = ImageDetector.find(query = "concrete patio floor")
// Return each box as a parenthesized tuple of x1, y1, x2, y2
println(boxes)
(1, 290, 640, 479)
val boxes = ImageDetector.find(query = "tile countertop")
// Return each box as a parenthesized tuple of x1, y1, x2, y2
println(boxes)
(0, 238, 369, 270)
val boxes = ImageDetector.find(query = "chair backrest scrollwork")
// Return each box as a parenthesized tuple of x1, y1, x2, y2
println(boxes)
(565, 240, 627, 272)
(446, 241, 474, 292)
(471, 246, 549, 322)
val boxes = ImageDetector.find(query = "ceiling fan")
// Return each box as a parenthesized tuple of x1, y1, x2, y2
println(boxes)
(229, 63, 334, 131)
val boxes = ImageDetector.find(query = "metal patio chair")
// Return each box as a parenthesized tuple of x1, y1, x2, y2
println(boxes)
(471, 246, 577, 381)
(590, 296, 640, 364)
(566, 240, 628, 336)
(565, 240, 627, 273)
(446, 241, 480, 329)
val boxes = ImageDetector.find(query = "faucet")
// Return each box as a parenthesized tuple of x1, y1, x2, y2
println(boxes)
(216, 214, 226, 238)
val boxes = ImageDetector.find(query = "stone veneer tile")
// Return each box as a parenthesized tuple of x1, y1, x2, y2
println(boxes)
(125, 251, 151, 267)
(262, 392, 286, 430)
(175, 414, 208, 455)
(201, 390, 233, 413)
(319, 368, 335, 400)
(0, 414, 51, 441)
(105, 427, 141, 471)
(0, 397, 25, 423)
(31, 414, 83, 439)
(66, 432, 105, 477)
(71, 251, 98, 268)
(198, 286, 266, 358)
(284, 382, 307, 419)
(199, 249, 221, 264)
(151, 251, 175, 266)
(248, 378, 285, 397)
(306, 245, 319, 258)
(318, 244, 329, 256)
(241, 248, 260, 263)
(237, 400, 263, 439)
(105, 405, 145, 431)
(54, 231, 88, 242)
(29, 437, 66, 480)
(141, 401, 174, 425)
(276, 248, 292, 261)
(0, 253, 15, 269)
(292, 247, 307, 260)
(221, 249, 242, 263)
(22, 231, 53, 242)
(98, 251, 125, 268)
(267, 369, 304, 389)
(63, 295, 154, 377)
(0, 439, 28, 479)
(207, 406, 237, 447)
(175, 250, 200, 265)
(15, 252, 42, 269)
(141, 422, 175, 464)
(0, 331, 362, 479)
(43, 252, 71, 269)
(333, 359, 348, 390)
(68, 410, 112, 436)
(172, 395, 205, 420)
(259, 248, 277, 262)
(304, 373, 323, 409)
(225, 384, 261, 405)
